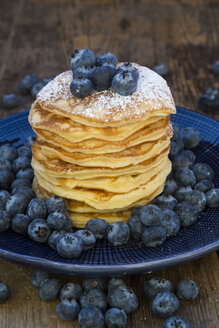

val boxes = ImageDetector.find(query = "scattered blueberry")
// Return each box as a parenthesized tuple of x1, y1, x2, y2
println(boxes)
(0, 190, 10, 210)
(48, 230, 66, 250)
(174, 186, 193, 202)
(24, 136, 36, 147)
(0, 159, 12, 172)
(6, 194, 29, 216)
(163, 316, 190, 328)
(85, 218, 109, 239)
(107, 278, 127, 293)
(70, 77, 93, 98)
(206, 188, 219, 207)
(0, 170, 15, 190)
(60, 282, 82, 301)
(57, 233, 83, 259)
(132, 205, 143, 217)
(80, 288, 107, 312)
(193, 163, 214, 182)
(172, 154, 193, 172)
(82, 278, 106, 292)
(117, 63, 139, 80)
(16, 168, 34, 181)
(12, 156, 31, 173)
(142, 226, 166, 248)
(28, 218, 51, 243)
(18, 146, 32, 158)
(11, 186, 36, 202)
(78, 307, 105, 328)
(163, 178, 178, 195)
(169, 141, 180, 159)
(128, 216, 145, 241)
(20, 75, 38, 94)
(11, 214, 32, 235)
(27, 198, 47, 220)
(112, 70, 137, 96)
(140, 204, 162, 226)
(179, 150, 195, 164)
(74, 229, 96, 250)
(153, 64, 168, 76)
(199, 92, 219, 112)
(46, 195, 67, 214)
(177, 280, 199, 301)
(11, 178, 32, 189)
(194, 179, 213, 193)
(56, 298, 80, 321)
(176, 138, 184, 152)
(175, 201, 199, 227)
(180, 127, 200, 149)
(212, 60, 219, 74)
(0, 144, 17, 162)
(175, 168, 196, 187)
(0, 282, 11, 304)
(73, 66, 95, 79)
(39, 278, 61, 301)
(153, 194, 178, 210)
(171, 122, 180, 141)
(152, 291, 180, 318)
(107, 221, 130, 246)
(2, 94, 19, 109)
(92, 66, 113, 91)
(96, 52, 118, 67)
(144, 277, 174, 301)
(71, 49, 96, 71)
(160, 209, 180, 237)
(105, 308, 127, 328)
(32, 270, 49, 289)
(185, 190, 206, 212)
(107, 285, 138, 314)
(0, 210, 10, 232)
(47, 212, 71, 231)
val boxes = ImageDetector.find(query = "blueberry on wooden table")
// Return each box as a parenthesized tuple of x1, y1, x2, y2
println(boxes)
(163, 316, 190, 328)
(107, 285, 138, 314)
(144, 277, 174, 301)
(20, 75, 38, 94)
(2, 94, 19, 109)
(78, 307, 105, 328)
(56, 298, 80, 321)
(60, 282, 82, 301)
(177, 280, 199, 301)
(39, 278, 61, 302)
(82, 278, 106, 292)
(79, 288, 107, 312)
(105, 308, 127, 328)
(107, 278, 127, 293)
(0, 282, 11, 304)
(32, 270, 49, 289)
(152, 291, 180, 318)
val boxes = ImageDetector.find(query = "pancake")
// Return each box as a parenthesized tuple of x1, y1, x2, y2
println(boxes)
(36, 63, 175, 128)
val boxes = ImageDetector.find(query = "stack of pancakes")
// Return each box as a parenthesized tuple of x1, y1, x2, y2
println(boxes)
(29, 63, 175, 228)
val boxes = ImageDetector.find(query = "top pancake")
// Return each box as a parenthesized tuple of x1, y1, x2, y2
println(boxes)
(36, 63, 176, 127)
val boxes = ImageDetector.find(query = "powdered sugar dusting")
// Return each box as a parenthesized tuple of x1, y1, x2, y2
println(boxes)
(37, 64, 175, 123)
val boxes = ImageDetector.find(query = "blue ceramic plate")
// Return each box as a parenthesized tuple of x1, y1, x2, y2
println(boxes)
(0, 107, 218, 276)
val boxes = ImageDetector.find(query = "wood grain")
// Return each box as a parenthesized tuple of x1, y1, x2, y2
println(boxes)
(0, 0, 219, 327)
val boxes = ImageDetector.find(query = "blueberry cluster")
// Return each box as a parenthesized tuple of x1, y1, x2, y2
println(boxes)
(69, 49, 139, 98)
(31, 272, 137, 327)
(144, 276, 199, 327)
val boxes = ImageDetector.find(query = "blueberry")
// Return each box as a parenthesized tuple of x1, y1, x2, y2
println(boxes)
(27, 198, 47, 220)
(39, 278, 61, 301)
(6, 194, 29, 216)
(131, 205, 143, 217)
(176, 139, 184, 152)
(128, 216, 145, 241)
(140, 204, 162, 226)
(82, 278, 106, 292)
(70, 77, 93, 98)
(193, 163, 214, 182)
(194, 179, 213, 193)
(102, 62, 117, 79)
(163, 316, 190, 328)
(107, 285, 138, 314)
(24, 136, 36, 147)
(0, 159, 12, 172)
(179, 150, 195, 164)
(42, 77, 53, 85)
(56, 298, 80, 321)
(18, 146, 32, 158)
(141, 226, 166, 248)
(11, 214, 32, 235)
(73, 65, 95, 80)
(177, 280, 199, 301)
(169, 141, 180, 159)
(160, 209, 180, 237)
(32, 270, 49, 289)
(12, 156, 31, 173)
(180, 127, 200, 149)
(46, 195, 67, 214)
(172, 154, 193, 172)
(70, 48, 96, 70)
(153, 194, 178, 211)
(105, 308, 127, 328)
(199, 93, 219, 112)
(78, 307, 105, 328)
(96, 52, 118, 67)
(107, 222, 130, 246)
(152, 291, 179, 318)
(112, 70, 137, 96)
(0, 144, 17, 162)
(185, 190, 206, 212)
(163, 178, 178, 195)
(175, 201, 199, 227)
(16, 168, 34, 181)
(2, 94, 19, 109)
(48, 230, 66, 250)
(0, 170, 15, 190)
(117, 63, 139, 80)
(74, 229, 96, 250)
(57, 233, 83, 259)
(11, 178, 32, 189)
(20, 75, 38, 94)
(174, 186, 193, 202)
(0, 190, 10, 210)
(0, 210, 10, 232)
(206, 188, 219, 207)
(31, 82, 45, 98)
(175, 168, 196, 187)
(107, 278, 126, 293)
(85, 218, 109, 239)
(171, 122, 180, 141)
(80, 288, 107, 312)
(213, 60, 219, 74)
(91, 66, 113, 91)
(0, 282, 11, 304)
(60, 282, 82, 301)
(47, 212, 72, 231)
(11, 186, 36, 202)
(28, 218, 51, 243)
(153, 64, 168, 76)
(144, 277, 175, 301)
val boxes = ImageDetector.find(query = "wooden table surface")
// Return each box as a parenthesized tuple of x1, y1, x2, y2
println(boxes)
(0, 0, 218, 327)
